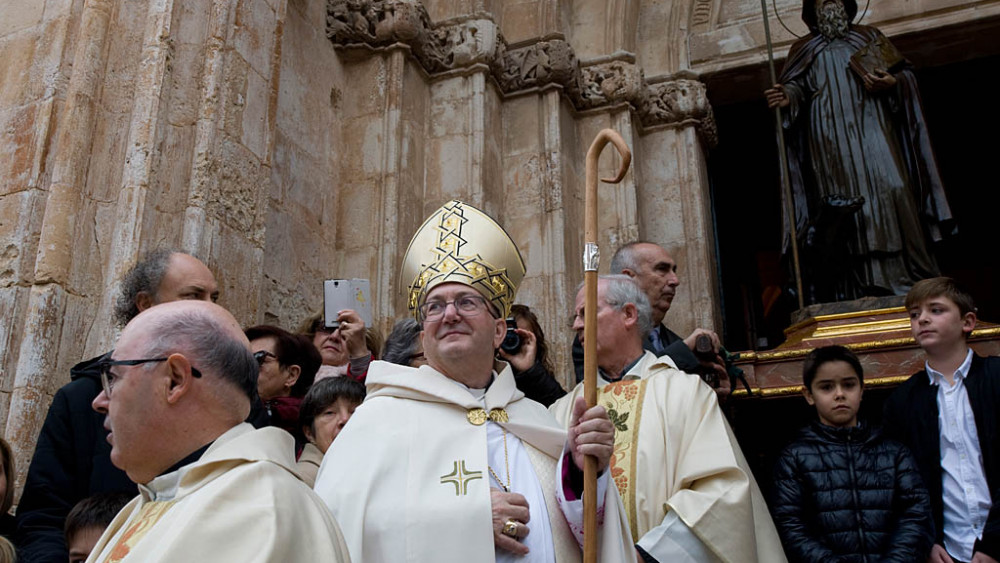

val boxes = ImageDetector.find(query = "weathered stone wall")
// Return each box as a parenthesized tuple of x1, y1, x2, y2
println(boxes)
(1, 0, 991, 497)
(0, 0, 287, 493)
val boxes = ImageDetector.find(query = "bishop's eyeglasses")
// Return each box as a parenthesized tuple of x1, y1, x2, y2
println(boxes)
(419, 295, 492, 321)
(98, 357, 202, 397)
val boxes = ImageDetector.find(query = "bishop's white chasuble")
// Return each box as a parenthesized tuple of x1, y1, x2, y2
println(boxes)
(314, 360, 634, 562)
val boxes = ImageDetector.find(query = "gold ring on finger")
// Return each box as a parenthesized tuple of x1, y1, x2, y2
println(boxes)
(502, 519, 519, 538)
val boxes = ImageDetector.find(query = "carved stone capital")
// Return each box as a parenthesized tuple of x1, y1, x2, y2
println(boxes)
(326, 0, 718, 147)
(639, 79, 718, 147)
(570, 60, 644, 110)
(327, 1, 498, 73)
(492, 39, 578, 93)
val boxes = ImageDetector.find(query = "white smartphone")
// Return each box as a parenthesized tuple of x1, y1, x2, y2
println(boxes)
(323, 279, 373, 328)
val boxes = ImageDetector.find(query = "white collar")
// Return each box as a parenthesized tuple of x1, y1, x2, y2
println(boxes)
(926, 348, 974, 387)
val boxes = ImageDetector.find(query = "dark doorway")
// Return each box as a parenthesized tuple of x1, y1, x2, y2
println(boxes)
(704, 41, 1000, 353)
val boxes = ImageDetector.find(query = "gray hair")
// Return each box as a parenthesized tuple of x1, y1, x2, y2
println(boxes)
(382, 318, 422, 366)
(578, 275, 653, 337)
(141, 308, 258, 401)
(609, 241, 655, 275)
(113, 248, 178, 328)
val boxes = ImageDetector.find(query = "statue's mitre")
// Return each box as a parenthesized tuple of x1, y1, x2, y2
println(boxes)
(401, 200, 525, 320)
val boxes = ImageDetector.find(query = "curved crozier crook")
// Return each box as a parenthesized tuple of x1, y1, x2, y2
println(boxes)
(587, 129, 632, 184)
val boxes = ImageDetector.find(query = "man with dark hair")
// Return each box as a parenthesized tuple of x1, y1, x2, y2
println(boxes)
(15, 250, 220, 562)
(764, 0, 953, 298)
(112, 249, 219, 327)
(86, 301, 349, 561)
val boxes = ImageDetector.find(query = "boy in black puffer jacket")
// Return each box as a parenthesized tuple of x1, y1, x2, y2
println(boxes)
(772, 345, 934, 562)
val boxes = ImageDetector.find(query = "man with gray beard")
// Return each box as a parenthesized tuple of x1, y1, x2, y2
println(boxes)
(764, 0, 954, 301)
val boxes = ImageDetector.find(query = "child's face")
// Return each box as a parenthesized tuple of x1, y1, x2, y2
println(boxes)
(68, 526, 104, 563)
(803, 360, 862, 428)
(908, 296, 976, 353)
(305, 398, 360, 454)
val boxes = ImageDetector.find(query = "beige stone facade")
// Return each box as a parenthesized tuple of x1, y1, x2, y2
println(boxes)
(1, 0, 995, 493)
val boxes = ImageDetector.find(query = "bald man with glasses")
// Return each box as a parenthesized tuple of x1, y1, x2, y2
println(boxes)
(15, 250, 229, 562)
(86, 301, 349, 562)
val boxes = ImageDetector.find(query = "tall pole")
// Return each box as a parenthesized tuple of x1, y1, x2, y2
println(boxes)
(761, 0, 805, 309)
(582, 129, 631, 563)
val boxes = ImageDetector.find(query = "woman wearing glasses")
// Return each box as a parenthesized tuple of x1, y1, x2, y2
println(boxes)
(244, 325, 322, 453)
(297, 310, 381, 382)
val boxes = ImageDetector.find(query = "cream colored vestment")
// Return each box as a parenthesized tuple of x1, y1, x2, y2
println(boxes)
(551, 352, 787, 563)
(313, 360, 635, 562)
(87, 424, 350, 563)
(297, 441, 323, 488)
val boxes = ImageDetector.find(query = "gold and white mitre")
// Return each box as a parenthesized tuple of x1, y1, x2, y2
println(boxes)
(401, 200, 525, 320)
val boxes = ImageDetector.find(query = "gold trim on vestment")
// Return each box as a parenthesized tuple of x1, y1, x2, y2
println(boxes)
(440, 460, 483, 496)
(108, 500, 176, 562)
(467, 408, 487, 425)
(466, 407, 508, 425)
(600, 378, 647, 542)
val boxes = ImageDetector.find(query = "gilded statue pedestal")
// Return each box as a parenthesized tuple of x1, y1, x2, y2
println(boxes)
(731, 297, 1000, 399)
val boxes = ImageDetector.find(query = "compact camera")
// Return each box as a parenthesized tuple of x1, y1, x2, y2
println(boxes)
(500, 318, 522, 355)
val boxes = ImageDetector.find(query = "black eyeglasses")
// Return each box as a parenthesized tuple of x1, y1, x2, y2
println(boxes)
(253, 350, 278, 365)
(98, 358, 202, 398)
(419, 295, 492, 321)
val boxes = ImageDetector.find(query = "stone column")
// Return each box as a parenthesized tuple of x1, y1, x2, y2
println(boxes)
(635, 74, 720, 335)
(5, 0, 117, 490)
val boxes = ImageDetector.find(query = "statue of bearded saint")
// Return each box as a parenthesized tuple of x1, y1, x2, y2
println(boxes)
(764, 0, 955, 303)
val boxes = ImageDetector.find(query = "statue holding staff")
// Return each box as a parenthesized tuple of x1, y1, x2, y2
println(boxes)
(764, 0, 955, 301)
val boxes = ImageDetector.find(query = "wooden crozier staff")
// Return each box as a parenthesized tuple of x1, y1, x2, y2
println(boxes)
(582, 129, 632, 563)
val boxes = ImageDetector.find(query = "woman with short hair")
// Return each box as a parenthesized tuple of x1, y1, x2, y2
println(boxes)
(245, 325, 322, 450)
(296, 378, 366, 487)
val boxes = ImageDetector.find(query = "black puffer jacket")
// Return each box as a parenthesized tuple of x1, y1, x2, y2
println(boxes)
(771, 421, 934, 563)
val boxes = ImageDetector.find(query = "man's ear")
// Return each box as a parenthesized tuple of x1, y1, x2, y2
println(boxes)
(801, 386, 815, 406)
(164, 353, 196, 404)
(493, 316, 506, 348)
(284, 364, 301, 389)
(621, 268, 638, 279)
(622, 303, 639, 327)
(135, 291, 155, 313)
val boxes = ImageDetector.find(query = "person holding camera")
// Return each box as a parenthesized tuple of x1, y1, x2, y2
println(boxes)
(298, 308, 376, 382)
(497, 304, 567, 407)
